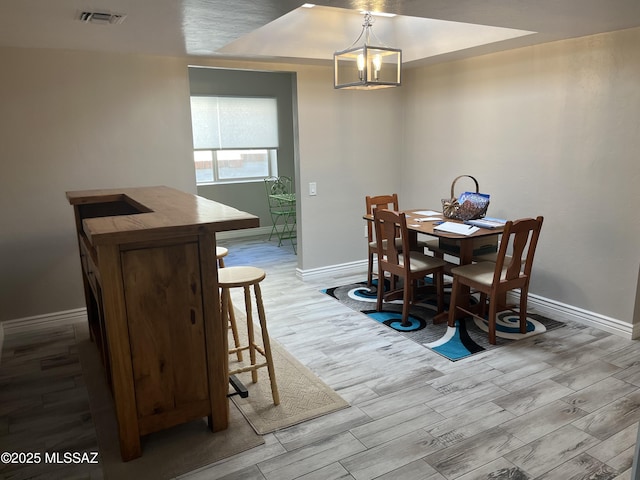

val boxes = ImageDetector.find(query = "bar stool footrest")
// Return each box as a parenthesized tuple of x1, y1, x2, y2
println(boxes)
(229, 361, 269, 376)
(229, 344, 266, 356)
(228, 374, 249, 398)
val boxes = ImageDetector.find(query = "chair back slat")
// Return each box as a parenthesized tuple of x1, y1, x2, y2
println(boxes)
(366, 194, 399, 243)
(494, 216, 544, 285)
(373, 208, 406, 274)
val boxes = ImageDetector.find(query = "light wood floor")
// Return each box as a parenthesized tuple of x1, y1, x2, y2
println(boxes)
(2, 235, 639, 479)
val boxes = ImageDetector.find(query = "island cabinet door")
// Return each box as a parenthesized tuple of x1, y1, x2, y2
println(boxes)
(120, 241, 210, 435)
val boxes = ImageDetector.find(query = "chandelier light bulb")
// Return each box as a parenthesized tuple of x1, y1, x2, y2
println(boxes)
(357, 53, 365, 79)
(372, 54, 382, 79)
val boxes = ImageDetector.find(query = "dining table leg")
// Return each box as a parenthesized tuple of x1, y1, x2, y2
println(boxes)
(407, 230, 421, 252)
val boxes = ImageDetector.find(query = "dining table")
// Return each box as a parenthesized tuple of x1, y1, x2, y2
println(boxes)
(363, 208, 506, 323)
(403, 210, 503, 262)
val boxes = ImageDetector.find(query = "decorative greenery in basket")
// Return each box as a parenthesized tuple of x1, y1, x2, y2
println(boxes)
(441, 175, 490, 221)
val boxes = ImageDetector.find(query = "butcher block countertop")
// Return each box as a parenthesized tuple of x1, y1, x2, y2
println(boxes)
(66, 185, 259, 245)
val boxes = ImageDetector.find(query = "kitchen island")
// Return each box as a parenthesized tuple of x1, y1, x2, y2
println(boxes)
(67, 186, 259, 461)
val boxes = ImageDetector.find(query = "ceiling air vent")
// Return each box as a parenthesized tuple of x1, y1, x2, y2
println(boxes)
(78, 11, 127, 25)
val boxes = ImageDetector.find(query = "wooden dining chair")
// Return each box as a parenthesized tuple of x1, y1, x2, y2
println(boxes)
(365, 194, 430, 287)
(366, 194, 399, 287)
(374, 209, 446, 327)
(448, 216, 544, 344)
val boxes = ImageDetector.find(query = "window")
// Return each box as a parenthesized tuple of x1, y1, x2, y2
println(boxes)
(190, 96, 279, 184)
(193, 149, 278, 184)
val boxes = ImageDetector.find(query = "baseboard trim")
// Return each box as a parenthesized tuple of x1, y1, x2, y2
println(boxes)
(215, 226, 274, 240)
(2, 308, 87, 335)
(509, 291, 634, 339)
(296, 259, 368, 280)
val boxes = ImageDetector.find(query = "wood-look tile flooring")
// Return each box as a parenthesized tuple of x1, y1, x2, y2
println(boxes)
(1, 235, 639, 479)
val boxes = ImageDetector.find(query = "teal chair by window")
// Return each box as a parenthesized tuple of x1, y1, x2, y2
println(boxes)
(264, 176, 297, 253)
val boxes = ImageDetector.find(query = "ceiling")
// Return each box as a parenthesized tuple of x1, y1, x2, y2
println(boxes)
(1, 0, 640, 67)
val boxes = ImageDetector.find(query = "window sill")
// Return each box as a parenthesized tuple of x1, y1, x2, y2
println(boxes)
(196, 178, 267, 187)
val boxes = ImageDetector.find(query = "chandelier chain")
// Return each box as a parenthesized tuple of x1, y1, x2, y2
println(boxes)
(345, 11, 387, 50)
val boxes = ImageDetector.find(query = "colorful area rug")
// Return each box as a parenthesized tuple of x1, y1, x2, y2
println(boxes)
(323, 280, 564, 361)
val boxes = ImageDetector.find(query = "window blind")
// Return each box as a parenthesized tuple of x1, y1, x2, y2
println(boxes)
(190, 96, 279, 149)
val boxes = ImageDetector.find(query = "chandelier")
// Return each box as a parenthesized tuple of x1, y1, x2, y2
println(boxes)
(333, 12, 402, 90)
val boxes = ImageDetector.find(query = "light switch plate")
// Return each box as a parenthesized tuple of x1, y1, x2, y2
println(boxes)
(309, 182, 317, 196)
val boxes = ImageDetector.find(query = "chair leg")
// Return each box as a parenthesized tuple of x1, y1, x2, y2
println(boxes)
(436, 270, 444, 314)
(488, 297, 498, 345)
(222, 287, 242, 363)
(225, 289, 243, 362)
(448, 277, 460, 327)
(289, 213, 297, 253)
(288, 211, 297, 239)
(218, 256, 242, 362)
(367, 252, 374, 287)
(254, 282, 280, 405)
(270, 212, 288, 246)
(268, 212, 280, 241)
(479, 293, 488, 318)
(281, 213, 293, 246)
(272, 211, 296, 250)
(243, 286, 258, 384)
(519, 287, 528, 334)
(277, 216, 285, 246)
(401, 277, 412, 327)
(376, 269, 384, 312)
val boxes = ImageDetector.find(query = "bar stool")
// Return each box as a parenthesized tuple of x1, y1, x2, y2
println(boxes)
(216, 247, 242, 362)
(219, 266, 280, 405)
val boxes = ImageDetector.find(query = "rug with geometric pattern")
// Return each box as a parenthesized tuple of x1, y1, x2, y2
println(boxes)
(323, 280, 564, 361)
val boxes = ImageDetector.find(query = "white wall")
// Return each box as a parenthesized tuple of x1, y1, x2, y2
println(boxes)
(401, 27, 640, 325)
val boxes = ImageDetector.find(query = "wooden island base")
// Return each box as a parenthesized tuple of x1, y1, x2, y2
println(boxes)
(67, 186, 259, 461)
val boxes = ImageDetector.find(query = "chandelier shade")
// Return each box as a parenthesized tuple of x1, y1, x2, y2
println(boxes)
(334, 13, 402, 90)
